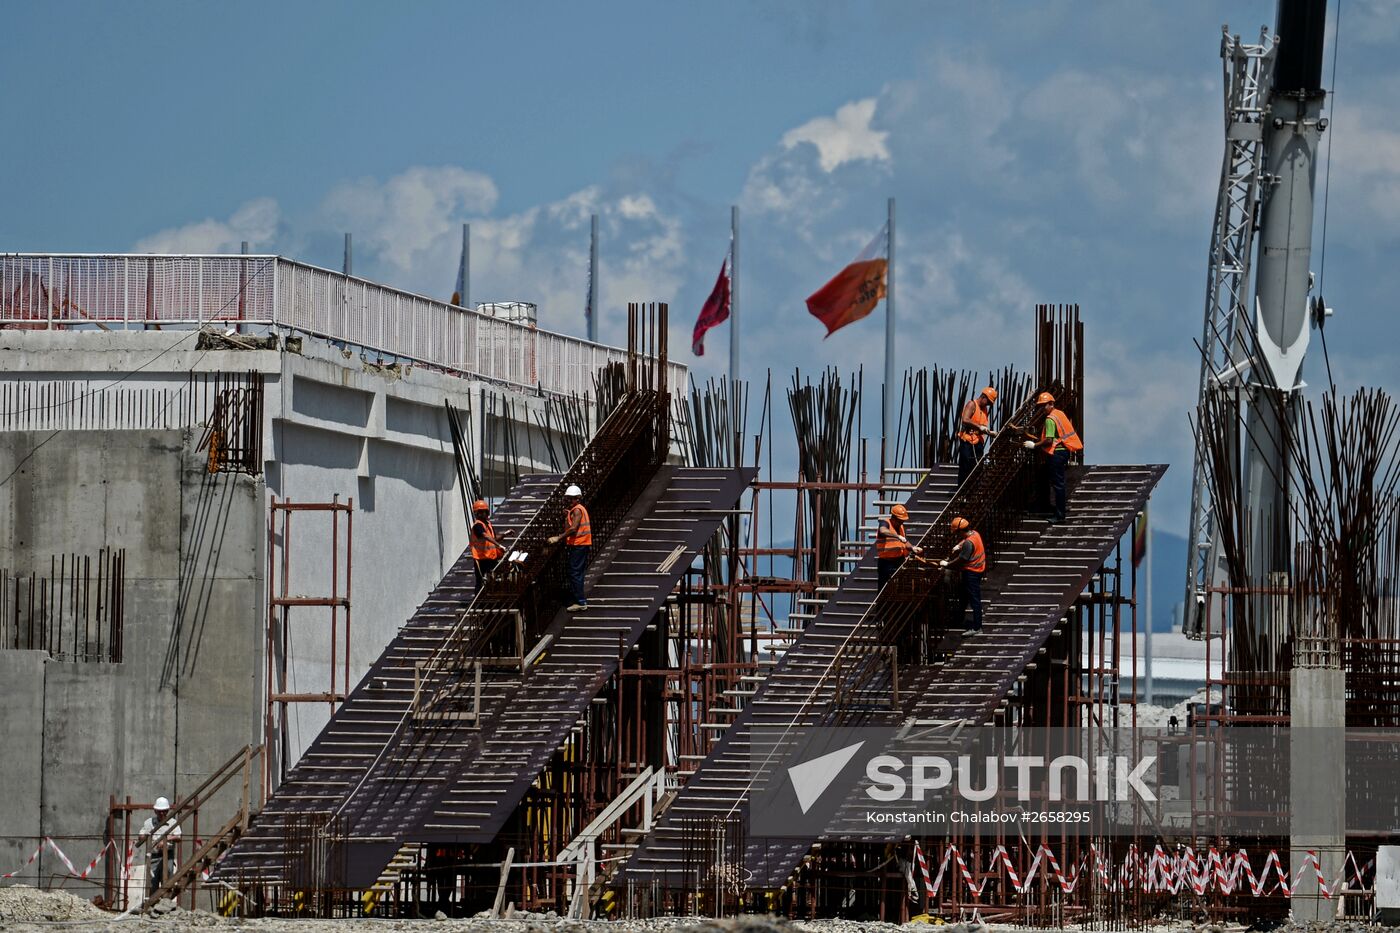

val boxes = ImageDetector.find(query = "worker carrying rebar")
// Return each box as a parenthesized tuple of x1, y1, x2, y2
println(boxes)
(470, 499, 504, 590)
(957, 386, 998, 487)
(548, 484, 591, 612)
(939, 517, 986, 633)
(1022, 391, 1082, 525)
(875, 503, 922, 591)
(137, 796, 182, 893)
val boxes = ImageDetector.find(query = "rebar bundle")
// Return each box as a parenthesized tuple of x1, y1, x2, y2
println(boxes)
(788, 368, 861, 581)
(593, 360, 627, 425)
(482, 390, 526, 492)
(676, 377, 753, 664)
(1196, 382, 1400, 721)
(680, 377, 749, 469)
(1035, 303, 1085, 438)
(535, 392, 591, 470)
(445, 399, 481, 521)
(892, 365, 1030, 468)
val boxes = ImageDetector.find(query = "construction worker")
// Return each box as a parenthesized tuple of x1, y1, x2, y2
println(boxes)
(1022, 392, 1083, 524)
(469, 499, 503, 590)
(957, 386, 998, 487)
(547, 484, 591, 611)
(875, 503, 922, 591)
(939, 517, 986, 633)
(137, 796, 182, 894)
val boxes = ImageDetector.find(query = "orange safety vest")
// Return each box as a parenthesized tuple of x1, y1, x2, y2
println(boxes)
(964, 531, 987, 574)
(958, 398, 990, 445)
(1043, 409, 1083, 453)
(565, 503, 592, 546)
(470, 518, 502, 561)
(876, 517, 911, 559)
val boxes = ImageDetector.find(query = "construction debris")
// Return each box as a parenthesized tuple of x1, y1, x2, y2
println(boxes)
(0, 885, 105, 922)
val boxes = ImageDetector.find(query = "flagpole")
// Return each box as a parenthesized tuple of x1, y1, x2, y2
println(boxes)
(883, 197, 895, 468)
(343, 232, 353, 276)
(460, 223, 471, 309)
(730, 205, 739, 390)
(589, 213, 599, 342)
(1145, 507, 1154, 705)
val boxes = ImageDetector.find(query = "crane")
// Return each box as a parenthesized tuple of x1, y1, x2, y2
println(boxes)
(1183, 0, 1330, 638)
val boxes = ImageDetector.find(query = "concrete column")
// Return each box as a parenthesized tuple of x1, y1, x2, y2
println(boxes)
(1290, 665, 1345, 921)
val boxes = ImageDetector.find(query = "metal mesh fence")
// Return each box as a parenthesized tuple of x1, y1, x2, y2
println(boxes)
(0, 255, 685, 398)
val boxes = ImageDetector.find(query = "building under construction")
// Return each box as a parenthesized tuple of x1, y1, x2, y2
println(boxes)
(0, 271, 1171, 923)
(4, 0, 1400, 925)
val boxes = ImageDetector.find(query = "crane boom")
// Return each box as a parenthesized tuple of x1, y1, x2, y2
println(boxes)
(1184, 0, 1329, 639)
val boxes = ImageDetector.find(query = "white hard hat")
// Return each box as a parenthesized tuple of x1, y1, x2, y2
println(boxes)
(154, 796, 171, 810)
(564, 484, 583, 497)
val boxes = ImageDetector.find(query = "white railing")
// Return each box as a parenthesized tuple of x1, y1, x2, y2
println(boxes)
(0, 254, 686, 399)
(559, 767, 671, 919)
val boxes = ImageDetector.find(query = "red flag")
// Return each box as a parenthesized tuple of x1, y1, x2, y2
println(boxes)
(691, 258, 731, 356)
(806, 226, 888, 337)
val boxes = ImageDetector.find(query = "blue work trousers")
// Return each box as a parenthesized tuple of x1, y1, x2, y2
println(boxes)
(566, 545, 589, 606)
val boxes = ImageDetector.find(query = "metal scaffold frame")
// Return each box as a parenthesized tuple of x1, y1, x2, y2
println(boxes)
(202, 306, 1177, 928)
(264, 495, 353, 793)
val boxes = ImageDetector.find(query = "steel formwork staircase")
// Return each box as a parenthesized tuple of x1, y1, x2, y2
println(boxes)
(218, 314, 685, 889)
(617, 458, 1165, 892)
(415, 465, 757, 845)
(746, 463, 1166, 889)
(615, 465, 961, 888)
(213, 473, 560, 885)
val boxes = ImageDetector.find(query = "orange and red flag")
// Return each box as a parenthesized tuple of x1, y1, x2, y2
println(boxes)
(805, 225, 888, 337)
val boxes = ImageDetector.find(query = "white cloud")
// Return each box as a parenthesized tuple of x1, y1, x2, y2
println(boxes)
(1327, 99, 1400, 235)
(741, 147, 830, 221)
(313, 169, 684, 343)
(320, 166, 498, 276)
(133, 197, 280, 253)
(781, 98, 891, 173)
(128, 166, 687, 349)
(882, 55, 1017, 181)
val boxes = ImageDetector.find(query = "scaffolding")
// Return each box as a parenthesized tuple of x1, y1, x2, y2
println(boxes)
(264, 495, 353, 792)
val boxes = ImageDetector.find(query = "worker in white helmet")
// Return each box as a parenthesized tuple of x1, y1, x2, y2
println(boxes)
(137, 796, 182, 893)
(547, 484, 591, 611)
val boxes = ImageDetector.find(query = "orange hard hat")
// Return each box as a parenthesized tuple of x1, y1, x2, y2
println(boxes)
(1036, 391, 1055, 405)
(891, 504, 909, 520)
(951, 517, 970, 532)
(981, 386, 998, 402)
(473, 499, 489, 512)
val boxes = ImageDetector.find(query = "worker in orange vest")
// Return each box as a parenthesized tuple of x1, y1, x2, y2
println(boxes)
(548, 484, 591, 611)
(875, 503, 922, 592)
(1021, 392, 1083, 525)
(469, 499, 503, 591)
(939, 517, 986, 633)
(956, 386, 998, 487)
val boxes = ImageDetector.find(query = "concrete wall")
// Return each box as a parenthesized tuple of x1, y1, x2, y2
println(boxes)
(0, 429, 261, 891)
(0, 651, 47, 884)
(0, 333, 594, 892)
(266, 350, 472, 766)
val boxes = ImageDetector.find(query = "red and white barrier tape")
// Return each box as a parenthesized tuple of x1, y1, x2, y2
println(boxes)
(908, 842, 1374, 900)
(2, 838, 113, 881)
(1, 842, 44, 880)
(912, 840, 936, 899)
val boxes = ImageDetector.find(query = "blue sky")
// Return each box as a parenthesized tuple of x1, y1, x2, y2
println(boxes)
(4, 0, 1399, 544)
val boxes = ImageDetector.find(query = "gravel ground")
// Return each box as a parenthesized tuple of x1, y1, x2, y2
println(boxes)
(0, 887, 1379, 933)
